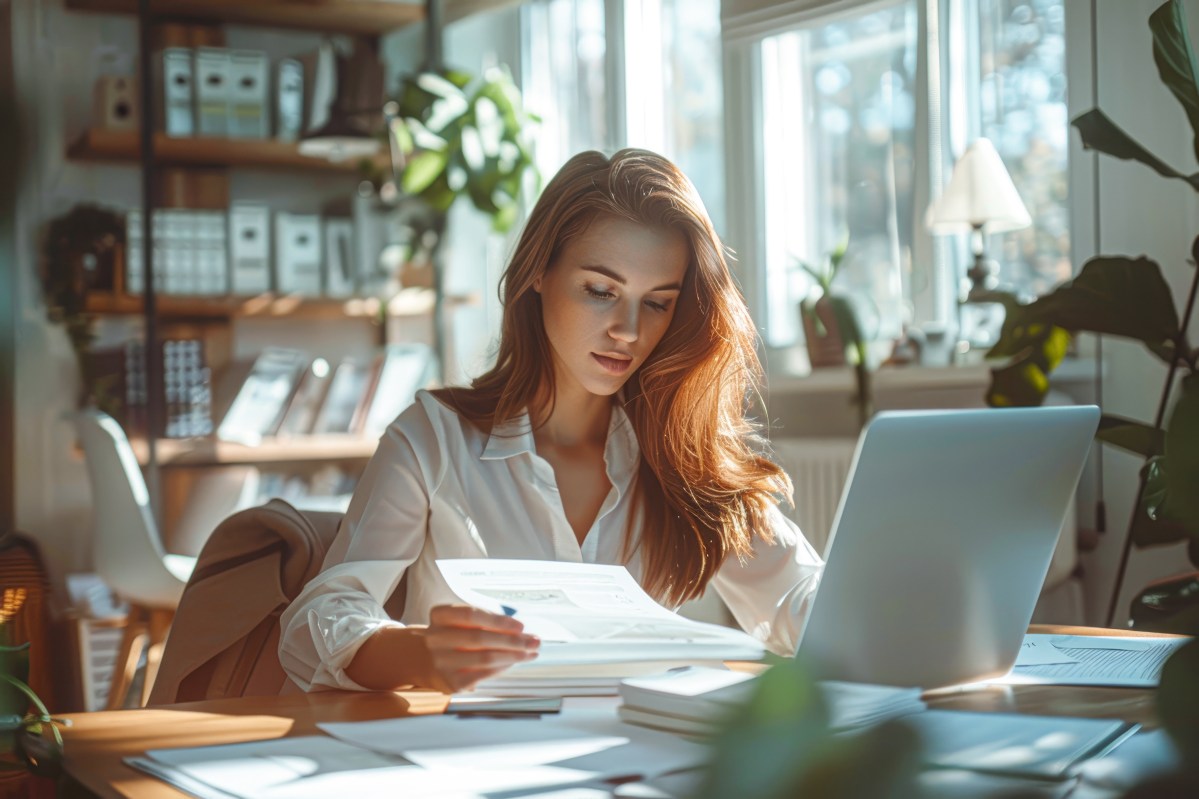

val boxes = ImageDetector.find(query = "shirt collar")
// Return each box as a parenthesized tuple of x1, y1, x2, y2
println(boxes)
(479, 402, 641, 485)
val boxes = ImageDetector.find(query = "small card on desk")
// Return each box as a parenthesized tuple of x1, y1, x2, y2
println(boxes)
(446, 696, 563, 716)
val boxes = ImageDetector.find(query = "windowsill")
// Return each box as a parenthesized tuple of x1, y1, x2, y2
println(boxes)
(763, 355, 1099, 439)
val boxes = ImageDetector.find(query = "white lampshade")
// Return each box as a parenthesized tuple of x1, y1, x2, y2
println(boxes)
(926, 138, 1031, 233)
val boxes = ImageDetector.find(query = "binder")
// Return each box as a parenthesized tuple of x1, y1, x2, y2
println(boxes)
(274, 212, 322, 297)
(193, 210, 229, 295)
(159, 48, 194, 137)
(323, 218, 355, 298)
(194, 47, 231, 137)
(228, 203, 271, 295)
(228, 50, 269, 139)
(125, 209, 143, 295)
(275, 58, 304, 142)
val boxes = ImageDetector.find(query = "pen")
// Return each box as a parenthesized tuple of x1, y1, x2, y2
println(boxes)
(501, 604, 518, 617)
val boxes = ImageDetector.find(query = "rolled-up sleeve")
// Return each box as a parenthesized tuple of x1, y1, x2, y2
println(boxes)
(279, 404, 442, 691)
(710, 505, 824, 657)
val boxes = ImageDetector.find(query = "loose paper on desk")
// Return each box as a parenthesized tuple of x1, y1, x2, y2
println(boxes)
(994, 634, 1190, 687)
(319, 708, 709, 781)
(436, 559, 767, 666)
(129, 735, 593, 799)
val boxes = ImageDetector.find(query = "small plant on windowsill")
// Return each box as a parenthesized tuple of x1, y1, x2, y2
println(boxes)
(796, 239, 873, 428)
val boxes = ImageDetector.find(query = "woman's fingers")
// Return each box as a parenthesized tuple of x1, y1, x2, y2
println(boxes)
(422, 603, 541, 691)
(429, 603, 526, 634)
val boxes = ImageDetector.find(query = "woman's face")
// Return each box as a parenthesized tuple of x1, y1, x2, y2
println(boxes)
(534, 215, 689, 399)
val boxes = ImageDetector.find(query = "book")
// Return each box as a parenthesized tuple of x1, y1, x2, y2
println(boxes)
(216, 347, 308, 445)
(618, 665, 925, 735)
(436, 559, 767, 696)
(360, 343, 435, 437)
(310, 357, 375, 435)
(996, 634, 1190, 688)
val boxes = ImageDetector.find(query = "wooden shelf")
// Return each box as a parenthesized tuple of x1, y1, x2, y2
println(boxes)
(64, 0, 424, 36)
(84, 288, 476, 321)
(130, 433, 380, 466)
(68, 129, 381, 174)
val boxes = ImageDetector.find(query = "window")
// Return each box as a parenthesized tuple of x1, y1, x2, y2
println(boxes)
(729, 0, 1070, 366)
(521, 0, 726, 232)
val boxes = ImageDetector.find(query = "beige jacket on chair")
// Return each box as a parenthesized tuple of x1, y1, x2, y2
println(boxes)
(148, 499, 345, 705)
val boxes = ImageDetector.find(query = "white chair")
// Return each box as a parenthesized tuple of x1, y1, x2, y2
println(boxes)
(72, 409, 196, 709)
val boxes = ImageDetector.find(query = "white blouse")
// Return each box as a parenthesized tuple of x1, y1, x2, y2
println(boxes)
(279, 390, 824, 692)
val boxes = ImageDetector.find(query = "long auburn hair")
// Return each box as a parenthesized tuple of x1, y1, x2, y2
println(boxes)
(442, 148, 791, 606)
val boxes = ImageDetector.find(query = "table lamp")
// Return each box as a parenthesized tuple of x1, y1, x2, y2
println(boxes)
(926, 137, 1031, 302)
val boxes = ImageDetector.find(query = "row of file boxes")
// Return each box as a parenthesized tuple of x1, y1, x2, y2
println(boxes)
(125, 206, 358, 298)
(158, 47, 302, 141)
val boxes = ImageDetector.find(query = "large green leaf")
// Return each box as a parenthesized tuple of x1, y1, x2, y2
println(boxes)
(1015, 257, 1180, 360)
(985, 322, 1070, 407)
(1164, 372, 1199, 534)
(1072, 109, 1199, 192)
(1150, 0, 1199, 165)
(1097, 414, 1165, 457)
(400, 150, 448, 195)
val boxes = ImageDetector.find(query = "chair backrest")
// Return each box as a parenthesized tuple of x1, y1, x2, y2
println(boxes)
(72, 410, 187, 609)
(148, 499, 349, 704)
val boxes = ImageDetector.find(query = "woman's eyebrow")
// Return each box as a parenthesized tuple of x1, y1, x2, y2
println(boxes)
(581, 265, 682, 292)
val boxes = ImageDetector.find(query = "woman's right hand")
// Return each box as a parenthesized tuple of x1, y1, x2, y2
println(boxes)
(345, 604, 540, 693)
(419, 604, 541, 692)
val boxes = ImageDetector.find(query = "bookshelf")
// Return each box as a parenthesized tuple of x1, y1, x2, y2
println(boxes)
(84, 288, 476, 320)
(63, 0, 442, 532)
(63, 0, 425, 36)
(67, 129, 381, 173)
(128, 433, 379, 466)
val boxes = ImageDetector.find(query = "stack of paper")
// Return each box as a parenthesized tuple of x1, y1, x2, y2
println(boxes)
(438, 559, 767, 696)
(997, 634, 1190, 687)
(615, 665, 926, 737)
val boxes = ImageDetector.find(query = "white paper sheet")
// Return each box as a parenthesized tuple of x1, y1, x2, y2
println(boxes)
(318, 708, 709, 781)
(995, 634, 1190, 687)
(1013, 636, 1080, 666)
(131, 735, 591, 799)
(435, 559, 766, 666)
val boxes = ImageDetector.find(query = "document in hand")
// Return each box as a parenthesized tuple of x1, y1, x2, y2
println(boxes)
(436, 559, 768, 669)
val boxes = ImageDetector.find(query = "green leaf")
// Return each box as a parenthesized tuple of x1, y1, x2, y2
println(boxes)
(1096, 414, 1165, 457)
(1150, 0, 1199, 165)
(1072, 108, 1199, 191)
(1011, 257, 1180, 359)
(985, 322, 1070, 407)
(1164, 372, 1199, 534)
(400, 150, 448, 195)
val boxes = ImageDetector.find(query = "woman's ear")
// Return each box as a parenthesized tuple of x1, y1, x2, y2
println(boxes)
(533, 276, 543, 293)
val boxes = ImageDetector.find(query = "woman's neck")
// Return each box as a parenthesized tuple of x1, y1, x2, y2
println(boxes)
(533, 384, 612, 449)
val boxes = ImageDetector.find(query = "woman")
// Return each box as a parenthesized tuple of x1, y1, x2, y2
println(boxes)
(279, 149, 823, 693)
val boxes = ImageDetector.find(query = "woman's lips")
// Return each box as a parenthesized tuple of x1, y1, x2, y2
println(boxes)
(592, 353, 633, 374)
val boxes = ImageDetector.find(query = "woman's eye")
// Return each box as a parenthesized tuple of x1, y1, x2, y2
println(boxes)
(584, 285, 615, 300)
(645, 299, 671, 313)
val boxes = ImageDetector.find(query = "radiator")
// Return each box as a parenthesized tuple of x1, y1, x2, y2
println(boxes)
(770, 437, 858, 557)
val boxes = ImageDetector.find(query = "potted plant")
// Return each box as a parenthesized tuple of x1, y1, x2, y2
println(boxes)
(1, 629, 64, 779)
(981, 0, 1199, 632)
(796, 241, 873, 427)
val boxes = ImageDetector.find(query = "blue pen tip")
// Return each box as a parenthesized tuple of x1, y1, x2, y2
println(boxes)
(501, 604, 518, 616)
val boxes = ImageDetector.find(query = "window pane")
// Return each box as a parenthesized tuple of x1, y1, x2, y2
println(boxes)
(522, 0, 608, 177)
(979, 0, 1069, 297)
(643, 0, 726, 233)
(760, 3, 918, 349)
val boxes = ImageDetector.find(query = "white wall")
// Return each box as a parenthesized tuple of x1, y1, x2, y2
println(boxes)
(1069, 0, 1199, 626)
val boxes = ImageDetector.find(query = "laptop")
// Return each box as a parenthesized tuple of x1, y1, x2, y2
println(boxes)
(794, 404, 1100, 689)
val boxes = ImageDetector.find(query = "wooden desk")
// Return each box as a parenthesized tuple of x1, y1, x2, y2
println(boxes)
(52, 626, 1174, 799)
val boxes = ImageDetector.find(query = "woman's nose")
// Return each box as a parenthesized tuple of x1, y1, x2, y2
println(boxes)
(608, 302, 639, 343)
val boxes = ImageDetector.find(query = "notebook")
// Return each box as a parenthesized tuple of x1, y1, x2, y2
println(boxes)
(795, 404, 1101, 689)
